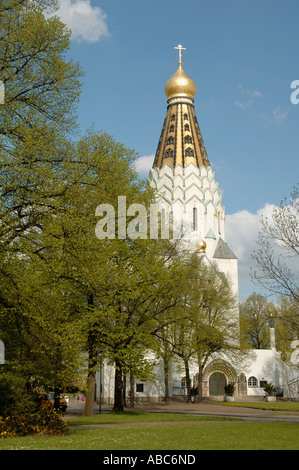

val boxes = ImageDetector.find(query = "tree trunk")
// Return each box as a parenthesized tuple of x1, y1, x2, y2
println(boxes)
(197, 364, 204, 402)
(163, 358, 170, 403)
(184, 358, 191, 402)
(54, 386, 61, 411)
(129, 372, 135, 408)
(83, 372, 96, 416)
(122, 370, 127, 407)
(83, 293, 97, 417)
(113, 360, 124, 411)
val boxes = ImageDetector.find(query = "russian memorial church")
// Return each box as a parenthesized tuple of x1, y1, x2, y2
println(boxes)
(95, 47, 298, 403)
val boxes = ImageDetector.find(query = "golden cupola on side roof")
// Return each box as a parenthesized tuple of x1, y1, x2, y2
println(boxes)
(165, 63, 196, 101)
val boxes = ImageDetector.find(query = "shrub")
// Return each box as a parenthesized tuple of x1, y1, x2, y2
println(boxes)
(224, 383, 235, 396)
(263, 382, 276, 397)
(0, 407, 68, 438)
(0, 372, 36, 416)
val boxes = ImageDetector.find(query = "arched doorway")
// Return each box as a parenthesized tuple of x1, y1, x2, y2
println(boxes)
(209, 371, 226, 396)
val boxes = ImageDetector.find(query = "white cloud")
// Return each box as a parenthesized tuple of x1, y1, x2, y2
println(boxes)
(226, 204, 275, 261)
(234, 99, 253, 110)
(259, 106, 289, 127)
(135, 154, 154, 174)
(54, 0, 109, 43)
(238, 85, 263, 97)
(234, 85, 262, 111)
(226, 204, 276, 299)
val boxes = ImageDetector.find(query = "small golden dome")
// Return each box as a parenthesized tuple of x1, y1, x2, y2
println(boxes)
(165, 64, 196, 101)
(195, 237, 206, 254)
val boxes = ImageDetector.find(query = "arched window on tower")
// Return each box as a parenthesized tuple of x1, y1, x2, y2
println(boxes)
(171, 113, 175, 121)
(184, 124, 190, 131)
(192, 207, 198, 231)
(165, 148, 173, 158)
(167, 136, 174, 145)
(170, 124, 175, 132)
(184, 113, 188, 120)
(185, 147, 194, 157)
(185, 135, 192, 144)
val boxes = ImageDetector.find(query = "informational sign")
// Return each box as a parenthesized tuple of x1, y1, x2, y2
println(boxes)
(0, 340, 4, 364)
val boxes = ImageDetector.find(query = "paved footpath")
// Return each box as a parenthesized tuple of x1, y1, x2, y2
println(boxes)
(65, 399, 299, 423)
(132, 401, 299, 423)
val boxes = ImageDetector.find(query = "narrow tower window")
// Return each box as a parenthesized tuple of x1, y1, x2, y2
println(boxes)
(185, 147, 194, 156)
(184, 113, 188, 120)
(185, 135, 192, 144)
(170, 124, 175, 132)
(184, 124, 190, 131)
(171, 113, 175, 121)
(192, 207, 198, 231)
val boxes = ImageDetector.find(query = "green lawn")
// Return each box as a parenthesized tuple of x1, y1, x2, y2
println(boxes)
(67, 411, 235, 426)
(209, 401, 299, 412)
(1, 411, 298, 450)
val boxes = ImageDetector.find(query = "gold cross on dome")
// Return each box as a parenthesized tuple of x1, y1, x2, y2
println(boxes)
(174, 44, 186, 65)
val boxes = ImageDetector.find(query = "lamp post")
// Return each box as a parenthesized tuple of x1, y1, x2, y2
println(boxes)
(0, 81, 4, 104)
(0, 340, 4, 364)
(98, 364, 103, 414)
(269, 314, 276, 350)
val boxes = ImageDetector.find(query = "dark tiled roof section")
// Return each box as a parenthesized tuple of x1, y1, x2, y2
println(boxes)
(213, 237, 238, 260)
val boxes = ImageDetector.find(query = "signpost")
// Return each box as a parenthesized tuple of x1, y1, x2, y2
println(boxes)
(0, 340, 4, 364)
(0, 81, 4, 104)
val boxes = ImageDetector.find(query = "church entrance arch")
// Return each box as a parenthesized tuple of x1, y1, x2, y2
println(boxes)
(209, 372, 226, 396)
(202, 359, 238, 398)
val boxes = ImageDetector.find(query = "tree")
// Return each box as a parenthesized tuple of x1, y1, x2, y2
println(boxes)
(251, 185, 299, 304)
(189, 258, 239, 401)
(0, 0, 82, 250)
(154, 254, 239, 402)
(275, 297, 299, 354)
(0, 0, 83, 410)
(239, 293, 276, 349)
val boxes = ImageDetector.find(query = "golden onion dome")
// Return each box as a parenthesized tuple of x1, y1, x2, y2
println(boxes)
(165, 63, 196, 101)
(195, 237, 206, 254)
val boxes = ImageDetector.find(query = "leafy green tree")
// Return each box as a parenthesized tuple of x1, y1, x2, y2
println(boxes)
(0, 0, 82, 250)
(271, 297, 299, 354)
(0, 0, 83, 410)
(154, 254, 239, 402)
(239, 293, 276, 349)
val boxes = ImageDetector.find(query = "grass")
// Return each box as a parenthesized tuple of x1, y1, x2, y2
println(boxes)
(0, 409, 298, 450)
(67, 410, 235, 427)
(209, 401, 299, 412)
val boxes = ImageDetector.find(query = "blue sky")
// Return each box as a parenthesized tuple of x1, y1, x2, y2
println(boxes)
(53, 0, 299, 299)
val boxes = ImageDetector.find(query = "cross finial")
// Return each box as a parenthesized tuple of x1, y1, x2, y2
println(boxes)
(174, 44, 186, 66)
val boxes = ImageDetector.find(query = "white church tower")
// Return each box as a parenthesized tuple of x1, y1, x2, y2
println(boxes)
(149, 45, 239, 298)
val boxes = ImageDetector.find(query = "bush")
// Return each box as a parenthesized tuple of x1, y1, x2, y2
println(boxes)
(224, 383, 235, 396)
(263, 382, 276, 397)
(0, 407, 68, 438)
(0, 372, 35, 415)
